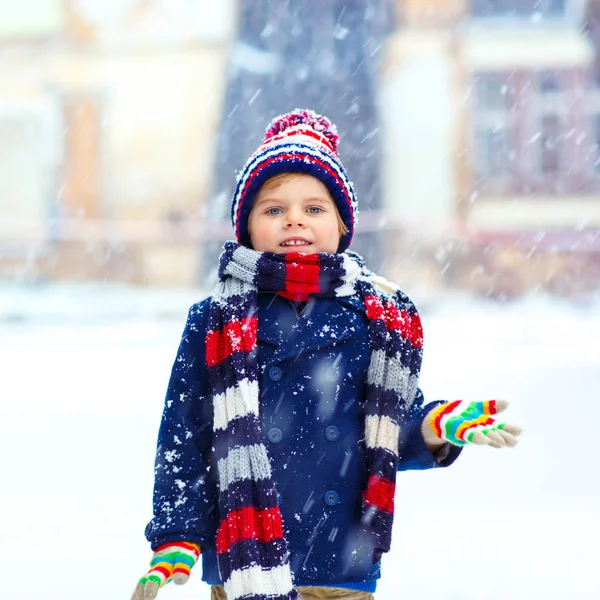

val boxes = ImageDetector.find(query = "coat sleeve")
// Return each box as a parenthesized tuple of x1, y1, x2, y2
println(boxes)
(397, 389, 463, 472)
(144, 299, 219, 551)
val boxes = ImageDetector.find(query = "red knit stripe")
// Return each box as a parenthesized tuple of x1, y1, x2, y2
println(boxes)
(364, 295, 385, 321)
(154, 541, 200, 556)
(364, 296, 423, 347)
(152, 565, 171, 579)
(236, 152, 354, 236)
(363, 475, 395, 513)
(206, 317, 258, 366)
(216, 506, 285, 554)
(457, 416, 495, 441)
(173, 566, 191, 575)
(433, 400, 462, 438)
(259, 127, 335, 153)
(279, 252, 321, 301)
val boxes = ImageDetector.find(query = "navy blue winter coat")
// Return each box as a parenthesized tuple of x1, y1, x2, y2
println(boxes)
(145, 291, 461, 589)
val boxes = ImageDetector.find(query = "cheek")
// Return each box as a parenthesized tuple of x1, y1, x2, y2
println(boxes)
(250, 216, 267, 235)
(248, 213, 265, 236)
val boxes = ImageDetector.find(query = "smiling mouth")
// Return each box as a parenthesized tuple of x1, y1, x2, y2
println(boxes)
(280, 240, 312, 247)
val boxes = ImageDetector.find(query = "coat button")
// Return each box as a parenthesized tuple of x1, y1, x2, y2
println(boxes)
(268, 366, 283, 381)
(325, 426, 340, 441)
(268, 427, 283, 443)
(324, 490, 339, 506)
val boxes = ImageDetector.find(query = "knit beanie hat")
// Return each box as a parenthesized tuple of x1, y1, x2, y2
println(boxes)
(231, 109, 358, 253)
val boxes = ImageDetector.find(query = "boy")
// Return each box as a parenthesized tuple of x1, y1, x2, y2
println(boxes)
(133, 110, 521, 600)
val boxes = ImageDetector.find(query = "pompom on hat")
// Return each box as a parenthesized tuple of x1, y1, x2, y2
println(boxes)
(231, 109, 358, 253)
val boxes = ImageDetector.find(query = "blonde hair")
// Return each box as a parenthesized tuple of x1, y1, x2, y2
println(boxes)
(257, 173, 349, 236)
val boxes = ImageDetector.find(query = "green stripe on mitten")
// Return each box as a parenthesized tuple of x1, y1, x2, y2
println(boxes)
(132, 541, 200, 600)
(422, 400, 522, 448)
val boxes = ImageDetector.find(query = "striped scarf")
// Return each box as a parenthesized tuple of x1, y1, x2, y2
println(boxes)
(207, 241, 423, 600)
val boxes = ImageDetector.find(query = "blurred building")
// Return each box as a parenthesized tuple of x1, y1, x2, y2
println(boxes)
(0, 0, 232, 286)
(382, 0, 600, 296)
(1, 0, 599, 296)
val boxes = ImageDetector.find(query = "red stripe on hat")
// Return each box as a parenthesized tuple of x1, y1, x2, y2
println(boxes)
(236, 152, 354, 237)
(279, 252, 321, 301)
(364, 296, 423, 347)
(215, 506, 285, 555)
(362, 475, 395, 513)
(259, 127, 336, 154)
(433, 400, 462, 439)
(206, 317, 258, 366)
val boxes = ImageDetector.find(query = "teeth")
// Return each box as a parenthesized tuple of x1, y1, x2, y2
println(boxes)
(282, 240, 310, 246)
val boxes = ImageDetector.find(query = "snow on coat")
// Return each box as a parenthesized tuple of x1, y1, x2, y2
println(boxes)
(144, 291, 461, 588)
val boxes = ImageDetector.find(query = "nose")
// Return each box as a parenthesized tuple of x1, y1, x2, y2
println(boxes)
(284, 208, 306, 228)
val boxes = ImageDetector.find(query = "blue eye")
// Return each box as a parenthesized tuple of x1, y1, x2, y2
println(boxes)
(307, 207, 323, 214)
(266, 207, 282, 215)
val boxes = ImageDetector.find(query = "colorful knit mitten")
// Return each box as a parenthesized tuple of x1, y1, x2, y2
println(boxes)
(421, 400, 522, 448)
(132, 542, 200, 600)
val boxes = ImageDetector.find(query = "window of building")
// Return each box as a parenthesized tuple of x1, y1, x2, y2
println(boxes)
(478, 76, 510, 110)
(540, 115, 562, 174)
(471, 69, 596, 195)
(471, 0, 567, 18)
(476, 126, 511, 177)
(472, 74, 514, 182)
(540, 71, 561, 93)
(591, 109, 600, 173)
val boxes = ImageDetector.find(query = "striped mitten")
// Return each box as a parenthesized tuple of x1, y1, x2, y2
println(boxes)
(132, 542, 200, 600)
(421, 400, 522, 448)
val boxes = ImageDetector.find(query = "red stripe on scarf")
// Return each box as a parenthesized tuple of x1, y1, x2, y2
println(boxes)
(363, 475, 395, 513)
(279, 253, 321, 301)
(206, 317, 258, 366)
(433, 400, 462, 438)
(216, 506, 285, 554)
(236, 152, 354, 235)
(364, 296, 423, 347)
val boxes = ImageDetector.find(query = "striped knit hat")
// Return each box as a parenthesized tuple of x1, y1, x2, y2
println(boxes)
(231, 109, 358, 253)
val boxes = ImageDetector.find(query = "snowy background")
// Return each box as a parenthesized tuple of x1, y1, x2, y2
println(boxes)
(1, 284, 599, 600)
(2, 1, 600, 598)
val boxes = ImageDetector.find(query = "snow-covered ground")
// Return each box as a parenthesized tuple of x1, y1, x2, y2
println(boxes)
(1, 284, 599, 600)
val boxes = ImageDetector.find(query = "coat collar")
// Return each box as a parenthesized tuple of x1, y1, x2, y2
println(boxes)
(257, 292, 366, 362)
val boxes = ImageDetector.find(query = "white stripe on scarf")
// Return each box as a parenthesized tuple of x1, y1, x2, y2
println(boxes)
(225, 564, 295, 600)
(217, 444, 273, 490)
(365, 414, 401, 454)
(367, 350, 419, 406)
(213, 379, 260, 431)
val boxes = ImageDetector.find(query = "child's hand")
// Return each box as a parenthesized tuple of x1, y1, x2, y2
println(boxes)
(131, 542, 200, 600)
(422, 400, 522, 448)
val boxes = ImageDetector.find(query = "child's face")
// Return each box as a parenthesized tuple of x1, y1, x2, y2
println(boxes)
(248, 174, 341, 254)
